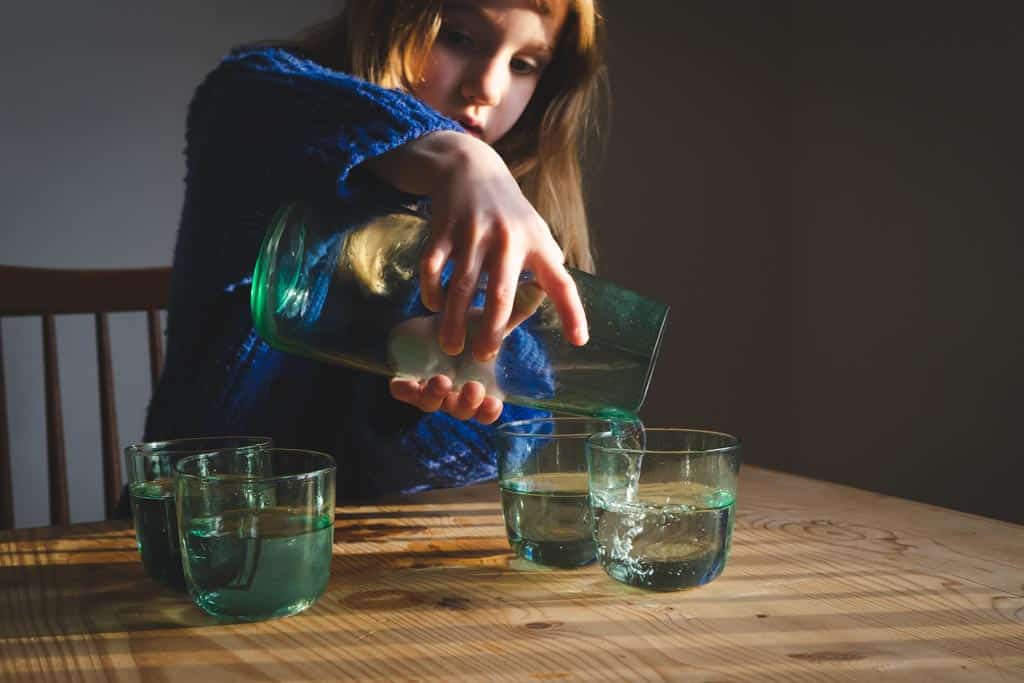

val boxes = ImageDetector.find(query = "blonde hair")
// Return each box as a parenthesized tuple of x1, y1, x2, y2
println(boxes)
(297, 0, 606, 272)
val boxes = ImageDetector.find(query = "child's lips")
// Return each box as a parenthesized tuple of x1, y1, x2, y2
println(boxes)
(457, 118, 485, 138)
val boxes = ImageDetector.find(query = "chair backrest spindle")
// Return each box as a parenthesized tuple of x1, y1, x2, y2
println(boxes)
(146, 309, 164, 389)
(42, 313, 70, 526)
(95, 312, 122, 520)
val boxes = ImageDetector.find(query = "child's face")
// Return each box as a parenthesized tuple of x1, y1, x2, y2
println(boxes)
(412, 0, 568, 145)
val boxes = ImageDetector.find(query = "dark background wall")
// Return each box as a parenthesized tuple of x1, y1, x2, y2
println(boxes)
(2, 2, 1021, 527)
(596, 1, 1022, 523)
(786, 2, 1022, 522)
(593, 1, 793, 500)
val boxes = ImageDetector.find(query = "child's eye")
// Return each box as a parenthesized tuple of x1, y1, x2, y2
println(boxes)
(510, 57, 540, 76)
(439, 26, 474, 50)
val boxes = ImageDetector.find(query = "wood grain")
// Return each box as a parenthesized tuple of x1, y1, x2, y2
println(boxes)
(0, 266, 171, 317)
(1, 466, 1021, 682)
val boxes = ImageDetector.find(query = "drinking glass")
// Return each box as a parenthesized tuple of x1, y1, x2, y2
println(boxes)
(175, 448, 336, 622)
(496, 416, 640, 567)
(124, 436, 271, 590)
(587, 428, 741, 591)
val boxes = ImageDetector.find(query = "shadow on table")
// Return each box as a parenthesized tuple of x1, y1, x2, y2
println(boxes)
(333, 506, 500, 543)
(0, 561, 214, 639)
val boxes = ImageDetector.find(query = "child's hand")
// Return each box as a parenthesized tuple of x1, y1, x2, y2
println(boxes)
(387, 314, 505, 424)
(367, 131, 589, 364)
(420, 132, 589, 362)
(389, 376, 504, 425)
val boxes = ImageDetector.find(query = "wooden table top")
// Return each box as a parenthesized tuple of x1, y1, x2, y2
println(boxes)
(1, 465, 1022, 681)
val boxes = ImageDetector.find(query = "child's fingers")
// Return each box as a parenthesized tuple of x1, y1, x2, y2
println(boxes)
(442, 381, 486, 421)
(390, 376, 454, 413)
(389, 377, 423, 406)
(472, 248, 522, 361)
(420, 238, 452, 313)
(532, 256, 589, 346)
(420, 375, 452, 412)
(474, 396, 503, 425)
(439, 234, 485, 356)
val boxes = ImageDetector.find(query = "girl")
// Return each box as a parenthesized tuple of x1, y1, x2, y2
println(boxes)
(144, 0, 607, 498)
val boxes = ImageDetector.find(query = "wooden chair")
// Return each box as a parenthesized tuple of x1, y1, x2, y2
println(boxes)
(0, 265, 172, 529)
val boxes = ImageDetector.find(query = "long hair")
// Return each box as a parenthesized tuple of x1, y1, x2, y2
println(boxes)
(297, 0, 606, 272)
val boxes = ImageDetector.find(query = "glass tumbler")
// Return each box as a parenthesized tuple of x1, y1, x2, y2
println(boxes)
(587, 429, 741, 591)
(124, 436, 271, 590)
(496, 416, 641, 568)
(175, 448, 336, 622)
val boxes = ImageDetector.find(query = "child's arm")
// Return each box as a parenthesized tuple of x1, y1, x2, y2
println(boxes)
(188, 46, 464, 202)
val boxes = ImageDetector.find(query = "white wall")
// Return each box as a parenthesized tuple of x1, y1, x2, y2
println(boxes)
(1, 1, 341, 528)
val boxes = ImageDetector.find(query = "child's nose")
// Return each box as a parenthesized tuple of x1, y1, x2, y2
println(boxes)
(460, 59, 507, 106)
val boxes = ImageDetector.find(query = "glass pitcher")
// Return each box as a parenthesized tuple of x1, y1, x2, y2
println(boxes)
(251, 200, 668, 418)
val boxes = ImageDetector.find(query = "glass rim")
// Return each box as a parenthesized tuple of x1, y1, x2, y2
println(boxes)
(174, 448, 336, 484)
(588, 427, 741, 456)
(125, 435, 272, 457)
(497, 416, 640, 439)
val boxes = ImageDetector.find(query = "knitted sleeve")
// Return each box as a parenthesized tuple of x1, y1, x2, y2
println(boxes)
(186, 46, 463, 201)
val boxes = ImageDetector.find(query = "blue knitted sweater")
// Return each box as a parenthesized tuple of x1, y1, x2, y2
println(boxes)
(144, 47, 545, 498)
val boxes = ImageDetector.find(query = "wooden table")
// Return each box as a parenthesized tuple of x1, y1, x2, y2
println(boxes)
(2, 466, 1022, 681)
